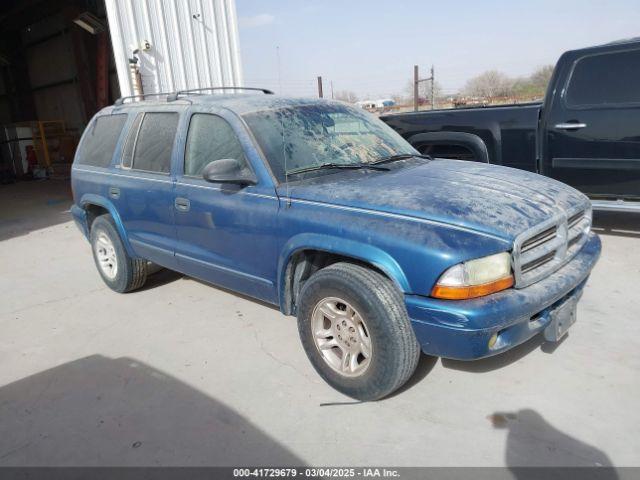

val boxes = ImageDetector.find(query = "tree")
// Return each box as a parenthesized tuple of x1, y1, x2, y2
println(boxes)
(510, 77, 538, 97)
(463, 70, 513, 99)
(510, 65, 555, 99)
(530, 64, 554, 91)
(334, 90, 359, 103)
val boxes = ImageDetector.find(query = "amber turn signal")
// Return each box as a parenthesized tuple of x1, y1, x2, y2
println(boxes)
(431, 275, 514, 300)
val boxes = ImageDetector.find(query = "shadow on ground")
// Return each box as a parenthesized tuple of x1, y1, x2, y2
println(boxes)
(0, 180, 73, 242)
(0, 355, 304, 466)
(387, 354, 438, 398)
(441, 332, 566, 374)
(137, 268, 184, 292)
(490, 409, 618, 478)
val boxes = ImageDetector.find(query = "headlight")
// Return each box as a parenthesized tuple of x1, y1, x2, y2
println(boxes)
(431, 252, 514, 300)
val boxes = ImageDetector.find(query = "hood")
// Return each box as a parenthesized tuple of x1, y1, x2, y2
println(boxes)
(283, 159, 590, 241)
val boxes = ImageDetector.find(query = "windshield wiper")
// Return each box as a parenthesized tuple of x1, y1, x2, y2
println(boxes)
(370, 153, 432, 165)
(287, 162, 390, 176)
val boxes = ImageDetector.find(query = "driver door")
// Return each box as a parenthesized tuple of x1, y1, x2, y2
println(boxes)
(173, 112, 279, 303)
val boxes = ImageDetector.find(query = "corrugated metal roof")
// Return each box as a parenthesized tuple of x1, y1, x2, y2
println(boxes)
(105, 0, 243, 98)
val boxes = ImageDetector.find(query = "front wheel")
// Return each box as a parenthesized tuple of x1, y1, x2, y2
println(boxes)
(297, 262, 420, 400)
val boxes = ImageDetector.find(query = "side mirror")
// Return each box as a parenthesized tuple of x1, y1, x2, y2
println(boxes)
(202, 159, 257, 186)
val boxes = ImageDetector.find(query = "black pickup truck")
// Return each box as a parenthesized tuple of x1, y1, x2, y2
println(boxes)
(381, 39, 640, 212)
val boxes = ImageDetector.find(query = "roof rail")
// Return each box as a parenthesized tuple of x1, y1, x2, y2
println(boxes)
(114, 92, 175, 106)
(167, 86, 274, 101)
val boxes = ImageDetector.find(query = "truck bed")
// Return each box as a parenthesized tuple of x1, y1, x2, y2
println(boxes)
(381, 103, 541, 172)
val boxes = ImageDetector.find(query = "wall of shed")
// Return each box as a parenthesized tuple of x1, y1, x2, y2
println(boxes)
(15, 14, 81, 131)
(26, 30, 85, 130)
(104, 0, 243, 98)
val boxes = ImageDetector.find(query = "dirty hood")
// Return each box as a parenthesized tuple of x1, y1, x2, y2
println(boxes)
(284, 159, 590, 241)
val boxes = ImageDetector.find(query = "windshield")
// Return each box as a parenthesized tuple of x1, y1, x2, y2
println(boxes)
(243, 103, 418, 182)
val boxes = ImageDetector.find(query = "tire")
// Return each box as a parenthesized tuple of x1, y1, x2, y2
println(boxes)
(297, 262, 420, 400)
(90, 214, 147, 293)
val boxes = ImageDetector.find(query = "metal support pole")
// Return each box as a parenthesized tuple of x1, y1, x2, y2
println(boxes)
(129, 58, 143, 97)
(430, 65, 435, 110)
(413, 65, 419, 111)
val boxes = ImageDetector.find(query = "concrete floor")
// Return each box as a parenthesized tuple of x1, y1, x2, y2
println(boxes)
(0, 179, 639, 467)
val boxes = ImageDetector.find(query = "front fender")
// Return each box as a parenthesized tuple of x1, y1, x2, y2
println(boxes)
(79, 194, 136, 257)
(277, 233, 411, 309)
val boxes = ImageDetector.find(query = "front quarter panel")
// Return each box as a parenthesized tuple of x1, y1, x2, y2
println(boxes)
(277, 198, 512, 306)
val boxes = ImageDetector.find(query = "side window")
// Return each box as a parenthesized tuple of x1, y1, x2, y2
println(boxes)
(566, 49, 640, 107)
(132, 112, 179, 174)
(184, 114, 248, 177)
(121, 113, 143, 169)
(76, 114, 127, 167)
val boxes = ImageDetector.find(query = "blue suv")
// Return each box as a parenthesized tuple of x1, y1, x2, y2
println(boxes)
(71, 91, 601, 400)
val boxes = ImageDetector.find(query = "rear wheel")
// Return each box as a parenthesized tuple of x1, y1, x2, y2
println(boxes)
(297, 262, 420, 400)
(90, 214, 147, 293)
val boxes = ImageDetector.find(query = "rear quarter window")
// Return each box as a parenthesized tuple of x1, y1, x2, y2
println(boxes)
(76, 114, 127, 167)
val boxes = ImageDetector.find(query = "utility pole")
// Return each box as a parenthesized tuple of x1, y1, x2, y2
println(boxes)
(317, 76, 323, 98)
(430, 65, 435, 110)
(413, 64, 435, 111)
(413, 65, 419, 111)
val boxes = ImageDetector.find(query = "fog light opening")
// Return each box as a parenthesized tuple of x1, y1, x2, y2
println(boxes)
(488, 332, 499, 349)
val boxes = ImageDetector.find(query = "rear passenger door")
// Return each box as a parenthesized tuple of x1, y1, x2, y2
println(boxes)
(173, 111, 279, 304)
(543, 46, 640, 199)
(111, 110, 181, 269)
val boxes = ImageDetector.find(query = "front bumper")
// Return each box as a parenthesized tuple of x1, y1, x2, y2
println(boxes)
(405, 232, 601, 360)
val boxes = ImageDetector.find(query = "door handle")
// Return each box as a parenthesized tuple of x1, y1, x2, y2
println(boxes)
(174, 197, 190, 212)
(109, 187, 120, 199)
(554, 122, 587, 130)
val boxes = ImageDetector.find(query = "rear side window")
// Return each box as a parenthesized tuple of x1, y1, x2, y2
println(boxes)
(131, 112, 179, 173)
(566, 49, 640, 107)
(77, 114, 127, 167)
(184, 114, 248, 176)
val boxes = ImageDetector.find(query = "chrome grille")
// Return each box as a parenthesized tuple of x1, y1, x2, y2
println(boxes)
(512, 207, 591, 288)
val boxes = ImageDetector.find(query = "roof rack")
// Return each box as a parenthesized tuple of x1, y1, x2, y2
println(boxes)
(114, 92, 175, 106)
(114, 87, 274, 106)
(167, 87, 274, 101)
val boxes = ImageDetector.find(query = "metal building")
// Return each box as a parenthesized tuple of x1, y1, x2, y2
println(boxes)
(105, 0, 243, 98)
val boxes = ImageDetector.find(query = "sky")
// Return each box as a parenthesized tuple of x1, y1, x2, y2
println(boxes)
(235, 0, 640, 99)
